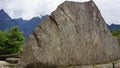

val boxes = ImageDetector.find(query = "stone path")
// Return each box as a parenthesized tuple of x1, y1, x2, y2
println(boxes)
(0, 61, 15, 68)
(0, 60, 120, 68)
(58, 60, 120, 68)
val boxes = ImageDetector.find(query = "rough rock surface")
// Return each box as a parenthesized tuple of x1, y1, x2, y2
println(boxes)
(17, 1, 120, 68)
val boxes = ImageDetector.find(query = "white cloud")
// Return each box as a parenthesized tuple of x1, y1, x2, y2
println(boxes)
(0, 0, 65, 19)
(0, 0, 120, 24)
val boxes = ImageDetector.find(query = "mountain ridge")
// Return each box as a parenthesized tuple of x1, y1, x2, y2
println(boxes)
(108, 24, 120, 30)
(0, 9, 47, 38)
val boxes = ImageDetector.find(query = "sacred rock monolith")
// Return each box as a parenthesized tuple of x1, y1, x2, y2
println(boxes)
(17, 1, 120, 68)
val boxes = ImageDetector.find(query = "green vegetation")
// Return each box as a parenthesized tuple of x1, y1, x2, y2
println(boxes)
(111, 29, 120, 44)
(0, 26, 24, 55)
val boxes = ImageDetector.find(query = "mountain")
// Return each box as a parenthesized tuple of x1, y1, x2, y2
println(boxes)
(0, 9, 47, 38)
(17, 1, 120, 68)
(108, 24, 120, 30)
(0, 9, 17, 30)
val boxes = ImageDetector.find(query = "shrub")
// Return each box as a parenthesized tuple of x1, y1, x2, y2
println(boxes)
(0, 26, 24, 55)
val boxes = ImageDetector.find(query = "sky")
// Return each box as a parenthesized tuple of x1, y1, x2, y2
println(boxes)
(0, 0, 120, 25)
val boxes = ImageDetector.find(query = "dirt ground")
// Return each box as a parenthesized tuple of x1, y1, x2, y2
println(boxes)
(1, 60, 120, 68)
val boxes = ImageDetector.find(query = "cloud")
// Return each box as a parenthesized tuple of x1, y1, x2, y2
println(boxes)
(0, 0, 120, 24)
(0, 0, 65, 19)
(94, 0, 120, 24)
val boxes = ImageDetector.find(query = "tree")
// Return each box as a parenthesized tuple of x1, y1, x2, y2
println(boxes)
(0, 26, 25, 55)
(111, 29, 120, 44)
(0, 30, 10, 55)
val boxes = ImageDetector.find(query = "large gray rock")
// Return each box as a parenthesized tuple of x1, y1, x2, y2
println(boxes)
(6, 58, 20, 64)
(17, 1, 120, 68)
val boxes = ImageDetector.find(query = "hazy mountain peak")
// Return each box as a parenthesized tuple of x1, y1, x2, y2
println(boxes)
(0, 9, 47, 38)
(0, 9, 4, 12)
(0, 9, 11, 20)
